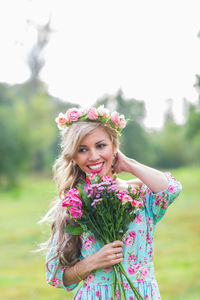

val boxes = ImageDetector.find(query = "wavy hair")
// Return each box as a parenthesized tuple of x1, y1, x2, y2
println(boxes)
(42, 121, 119, 274)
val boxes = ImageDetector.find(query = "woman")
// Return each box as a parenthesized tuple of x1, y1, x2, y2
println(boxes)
(44, 106, 182, 299)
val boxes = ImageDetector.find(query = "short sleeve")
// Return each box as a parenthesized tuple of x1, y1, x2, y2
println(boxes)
(45, 232, 79, 291)
(142, 172, 182, 224)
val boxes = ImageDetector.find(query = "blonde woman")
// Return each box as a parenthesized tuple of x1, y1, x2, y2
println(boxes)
(44, 106, 182, 299)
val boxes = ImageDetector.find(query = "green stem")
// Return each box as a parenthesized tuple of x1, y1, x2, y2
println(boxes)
(118, 263, 144, 300)
(118, 266, 127, 300)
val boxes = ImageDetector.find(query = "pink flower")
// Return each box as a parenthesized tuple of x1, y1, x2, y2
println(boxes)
(83, 240, 92, 249)
(66, 108, 82, 122)
(131, 199, 143, 208)
(116, 191, 126, 201)
(111, 111, 120, 125)
(129, 231, 136, 238)
(119, 119, 126, 128)
(122, 194, 132, 204)
(135, 214, 142, 224)
(141, 266, 149, 277)
(127, 267, 135, 275)
(69, 207, 82, 219)
(88, 235, 95, 243)
(95, 290, 101, 298)
(87, 107, 98, 120)
(86, 273, 94, 283)
(125, 236, 133, 246)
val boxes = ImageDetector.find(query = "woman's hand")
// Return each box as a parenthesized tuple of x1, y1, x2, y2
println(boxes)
(112, 150, 132, 175)
(91, 240, 124, 270)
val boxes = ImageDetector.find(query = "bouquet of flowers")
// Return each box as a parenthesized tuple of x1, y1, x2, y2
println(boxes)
(62, 173, 145, 300)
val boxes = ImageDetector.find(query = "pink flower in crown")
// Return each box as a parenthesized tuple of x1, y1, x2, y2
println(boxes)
(111, 111, 120, 125)
(87, 107, 98, 120)
(69, 207, 82, 219)
(66, 108, 82, 122)
(118, 114, 127, 128)
(55, 112, 68, 129)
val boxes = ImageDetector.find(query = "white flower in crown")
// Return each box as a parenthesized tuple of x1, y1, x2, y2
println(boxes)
(55, 112, 68, 129)
(97, 105, 109, 117)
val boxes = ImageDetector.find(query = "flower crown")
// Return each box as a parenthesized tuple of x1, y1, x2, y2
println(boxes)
(55, 105, 127, 135)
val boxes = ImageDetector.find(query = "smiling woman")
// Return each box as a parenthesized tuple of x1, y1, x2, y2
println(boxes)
(74, 127, 116, 177)
(41, 106, 182, 300)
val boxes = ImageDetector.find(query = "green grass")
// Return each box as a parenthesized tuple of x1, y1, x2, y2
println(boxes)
(0, 168, 200, 299)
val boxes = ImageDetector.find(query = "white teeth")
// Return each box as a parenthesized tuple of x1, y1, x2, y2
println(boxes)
(88, 163, 103, 170)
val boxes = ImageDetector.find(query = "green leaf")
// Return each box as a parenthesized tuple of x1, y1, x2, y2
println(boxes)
(64, 224, 83, 235)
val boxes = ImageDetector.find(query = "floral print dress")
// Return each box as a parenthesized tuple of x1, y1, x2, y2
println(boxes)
(45, 173, 182, 299)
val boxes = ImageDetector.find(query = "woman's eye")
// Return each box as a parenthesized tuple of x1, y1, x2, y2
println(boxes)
(78, 148, 87, 153)
(97, 143, 106, 148)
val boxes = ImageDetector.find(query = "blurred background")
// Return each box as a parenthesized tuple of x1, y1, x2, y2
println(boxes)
(0, 0, 200, 299)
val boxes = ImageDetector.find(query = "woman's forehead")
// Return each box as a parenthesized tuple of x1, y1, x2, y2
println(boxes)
(79, 127, 111, 144)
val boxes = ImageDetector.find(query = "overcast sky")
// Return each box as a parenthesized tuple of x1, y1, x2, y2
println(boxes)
(0, 0, 200, 128)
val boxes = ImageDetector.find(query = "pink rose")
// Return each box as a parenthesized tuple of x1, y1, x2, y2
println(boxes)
(95, 290, 101, 298)
(129, 231, 136, 238)
(66, 108, 82, 122)
(86, 273, 94, 283)
(135, 214, 142, 224)
(168, 184, 177, 193)
(83, 240, 92, 249)
(88, 235, 95, 243)
(125, 236, 133, 246)
(119, 119, 126, 128)
(69, 207, 82, 219)
(87, 107, 98, 120)
(141, 266, 149, 277)
(111, 111, 120, 125)
(127, 267, 135, 275)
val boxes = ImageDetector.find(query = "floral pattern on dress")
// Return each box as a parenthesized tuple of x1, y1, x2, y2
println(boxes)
(46, 173, 182, 299)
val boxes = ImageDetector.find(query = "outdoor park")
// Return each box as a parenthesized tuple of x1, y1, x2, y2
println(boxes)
(1, 2, 200, 299)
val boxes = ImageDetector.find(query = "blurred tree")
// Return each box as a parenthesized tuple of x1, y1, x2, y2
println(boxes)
(26, 18, 54, 95)
(95, 89, 152, 164)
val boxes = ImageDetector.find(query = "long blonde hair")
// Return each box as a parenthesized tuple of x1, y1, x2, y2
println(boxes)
(44, 121, 118, 272)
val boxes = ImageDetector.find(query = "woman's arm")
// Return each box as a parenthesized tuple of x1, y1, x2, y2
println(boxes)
(63, 240, 123, 286)
(113, 150, 168, 193)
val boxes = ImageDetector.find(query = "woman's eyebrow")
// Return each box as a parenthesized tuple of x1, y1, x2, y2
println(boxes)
(79, 139, 106, 147)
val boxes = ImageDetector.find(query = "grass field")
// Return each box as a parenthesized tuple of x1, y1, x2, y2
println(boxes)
(0, 168, 200, 300)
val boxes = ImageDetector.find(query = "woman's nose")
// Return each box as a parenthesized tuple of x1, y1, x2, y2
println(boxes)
(89, 149, 100, 161)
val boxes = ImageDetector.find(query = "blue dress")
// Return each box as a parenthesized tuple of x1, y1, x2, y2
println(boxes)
(45, 173, 182, 299)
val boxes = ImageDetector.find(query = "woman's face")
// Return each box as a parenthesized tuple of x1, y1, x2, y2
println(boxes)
(74, 127, 116, 178)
